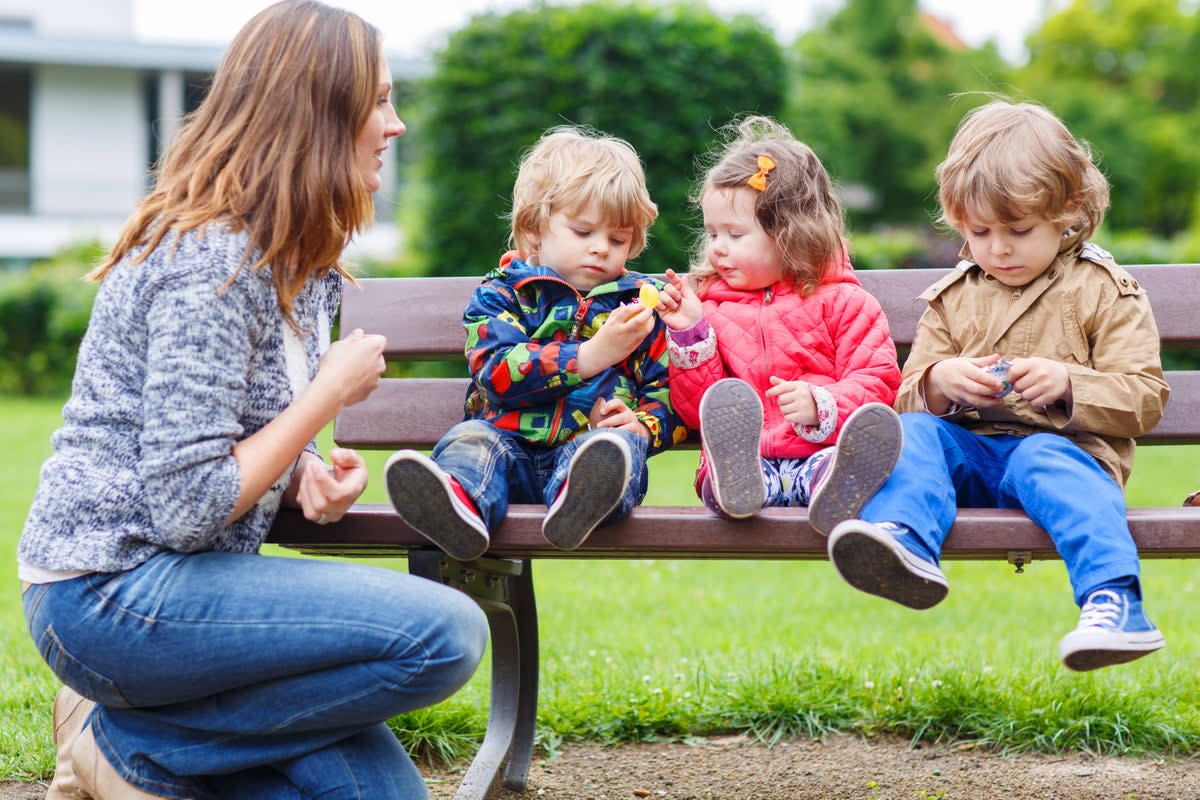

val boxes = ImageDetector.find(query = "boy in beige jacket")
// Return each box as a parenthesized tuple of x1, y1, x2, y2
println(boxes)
(819, 100, 1170, 672)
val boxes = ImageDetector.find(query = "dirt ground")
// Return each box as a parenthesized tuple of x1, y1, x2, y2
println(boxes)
(8, 734, 1199, 799)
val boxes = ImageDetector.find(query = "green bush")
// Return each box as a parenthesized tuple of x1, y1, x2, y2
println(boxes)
(415, 1, 786, 277)
(848, 228, 929, 270)
(0, 242, 102, 396)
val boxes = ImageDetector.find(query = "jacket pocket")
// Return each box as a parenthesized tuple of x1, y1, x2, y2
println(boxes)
(1054, 298, 1090, 365)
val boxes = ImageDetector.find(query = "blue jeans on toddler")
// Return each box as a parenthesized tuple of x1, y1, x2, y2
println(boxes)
(860, 412, 1139, 605)
(432, 420, 649, 531)
(24, 551, 487, 799)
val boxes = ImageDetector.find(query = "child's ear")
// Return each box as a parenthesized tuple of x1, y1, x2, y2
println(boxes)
(518, 228, 540, 260)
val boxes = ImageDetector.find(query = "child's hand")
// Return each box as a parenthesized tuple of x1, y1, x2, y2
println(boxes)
(926, 355, 1008, 413)
(291, 448, 369, 524)
(656, 269, 703, 331)
(577, 303, 655, 378)
(589, 397, 650, 440)
(766, 376, 818, 427)
(1008, 357, 1072, 410)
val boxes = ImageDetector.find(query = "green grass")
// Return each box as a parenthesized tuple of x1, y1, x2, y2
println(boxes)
(4, 397, 1200, 779)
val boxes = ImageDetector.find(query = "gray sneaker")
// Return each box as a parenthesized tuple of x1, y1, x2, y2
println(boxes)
(542, 432, 632, 550)
(827, 519, 948, 610)
(385, 450, 489, 561)
(808, 403, 903, 536)
(699, 378, 766, 519)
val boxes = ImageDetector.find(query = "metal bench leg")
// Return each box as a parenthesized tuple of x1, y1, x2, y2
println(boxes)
(408, 551, 538, 798)
(501, 560, 538, 791)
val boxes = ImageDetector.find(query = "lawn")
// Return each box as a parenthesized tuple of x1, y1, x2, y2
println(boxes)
(3, 396, 1200, 780)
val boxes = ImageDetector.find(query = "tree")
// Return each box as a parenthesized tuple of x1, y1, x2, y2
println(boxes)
(786, 0, 1011, 229)
(413, 2, 786, 276)
(1019, 0, 1200, 235)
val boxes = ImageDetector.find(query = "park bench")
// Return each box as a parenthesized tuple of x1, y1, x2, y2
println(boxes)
(266, 264, 1200, 800)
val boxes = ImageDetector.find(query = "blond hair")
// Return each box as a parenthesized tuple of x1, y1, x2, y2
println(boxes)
(690, 116, 845, 297)
(510, 126, 658, 260)
(90, 0, 382, 325)
(936, 100, 1109, 240)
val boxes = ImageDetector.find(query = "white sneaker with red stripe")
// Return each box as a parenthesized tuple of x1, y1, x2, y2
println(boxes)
(385, 450, 489, 561)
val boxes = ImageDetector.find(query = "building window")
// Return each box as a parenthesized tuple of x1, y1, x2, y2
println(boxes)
(0, 67, 31, 211)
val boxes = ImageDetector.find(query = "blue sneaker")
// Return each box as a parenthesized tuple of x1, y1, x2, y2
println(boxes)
(1059, 588, 1165, 671)
(827, 520, 948, 610)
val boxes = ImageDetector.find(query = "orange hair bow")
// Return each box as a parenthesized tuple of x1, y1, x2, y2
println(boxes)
(746, 154, 776, 192)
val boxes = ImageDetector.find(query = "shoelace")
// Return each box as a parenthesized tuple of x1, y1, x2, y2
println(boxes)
(1077, 589, 1123, 628)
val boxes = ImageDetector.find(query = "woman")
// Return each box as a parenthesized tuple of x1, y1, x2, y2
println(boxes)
(19, 2, 486, 798)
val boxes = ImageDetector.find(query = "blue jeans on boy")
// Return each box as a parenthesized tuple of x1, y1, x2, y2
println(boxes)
(432, 420, 649, 530)
(860, 412, 1139, 606)
(24, 551, 487, 799)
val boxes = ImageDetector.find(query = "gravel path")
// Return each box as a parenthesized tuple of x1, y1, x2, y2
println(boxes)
(8, 734, 1199, 799)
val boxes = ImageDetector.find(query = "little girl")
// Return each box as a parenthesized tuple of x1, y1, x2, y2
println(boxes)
(657, 116, 902, 531)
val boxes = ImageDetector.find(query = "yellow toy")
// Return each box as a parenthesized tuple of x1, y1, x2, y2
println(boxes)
(638, 283, 660, 309)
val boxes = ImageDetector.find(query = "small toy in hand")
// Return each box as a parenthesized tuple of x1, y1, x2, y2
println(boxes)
(638, 282, 660, 309)
(984, 359, 1014, 398)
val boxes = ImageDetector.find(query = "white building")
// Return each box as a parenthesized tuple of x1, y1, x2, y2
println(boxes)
(0, 0, 421, 264)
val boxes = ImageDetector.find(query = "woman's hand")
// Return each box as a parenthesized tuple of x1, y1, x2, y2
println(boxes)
(312, 328, 387, 409)
(290, 448, 369, 524)
(656, 269, 703, 331)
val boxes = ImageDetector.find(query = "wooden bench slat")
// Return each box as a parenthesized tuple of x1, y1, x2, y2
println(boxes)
(333, 371, 1200, 449)
(271, 505, 1200, 560)
(344, 265, 1200, 358)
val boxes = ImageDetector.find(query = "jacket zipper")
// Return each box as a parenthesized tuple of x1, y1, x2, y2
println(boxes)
(512, 274, 590, 442)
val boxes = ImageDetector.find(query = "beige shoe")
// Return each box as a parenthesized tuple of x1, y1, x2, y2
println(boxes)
(46, 685, 93, 799)
(46, 686, 166, 799)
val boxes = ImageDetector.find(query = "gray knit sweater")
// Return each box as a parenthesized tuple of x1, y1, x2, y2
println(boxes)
(19, 225, 341, 573)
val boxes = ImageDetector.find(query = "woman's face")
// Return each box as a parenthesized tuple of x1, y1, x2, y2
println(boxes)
(355, 58, 404, 193)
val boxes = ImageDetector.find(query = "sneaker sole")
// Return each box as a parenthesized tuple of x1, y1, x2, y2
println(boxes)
(384, 451, 489, 561)
(1059, 629, 1166, 672)
(542, 436, 630, 550)
(699, 379, 765, 519)
(828, 521, 948, 610)
(808, 403, 903, 536)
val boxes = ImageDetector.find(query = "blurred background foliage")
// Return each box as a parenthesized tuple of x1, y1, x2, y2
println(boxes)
(5, 0, 1200, 394)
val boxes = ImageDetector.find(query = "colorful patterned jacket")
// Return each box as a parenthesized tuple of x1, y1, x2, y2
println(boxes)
(462, 255, 687, 456)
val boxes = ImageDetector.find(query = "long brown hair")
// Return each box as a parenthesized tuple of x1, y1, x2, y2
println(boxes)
(89, 0, 381, 324)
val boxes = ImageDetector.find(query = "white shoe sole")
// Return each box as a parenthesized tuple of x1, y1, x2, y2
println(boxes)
(808, 403, 903, 536)
(1059, 627, 1165, 672)
(699, 379, 765, 519)
(828, 519, 948, 610)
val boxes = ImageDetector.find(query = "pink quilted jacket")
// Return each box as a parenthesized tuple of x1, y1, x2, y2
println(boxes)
(670, 252, 901, 459)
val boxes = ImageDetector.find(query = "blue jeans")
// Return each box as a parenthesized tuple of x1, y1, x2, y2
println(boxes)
(432, 420, 649, 531)
(23, 551, 488, 799)
(860, 413, 1139, 606)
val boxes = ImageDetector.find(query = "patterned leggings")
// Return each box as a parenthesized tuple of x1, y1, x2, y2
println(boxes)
(762, 448, 833, 507)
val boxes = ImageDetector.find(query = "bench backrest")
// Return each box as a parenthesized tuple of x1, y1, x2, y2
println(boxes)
(336, 266, 1200, 450)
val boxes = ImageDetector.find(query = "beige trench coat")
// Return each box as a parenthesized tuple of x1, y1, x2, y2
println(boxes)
(896, 243, 1169, 488)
